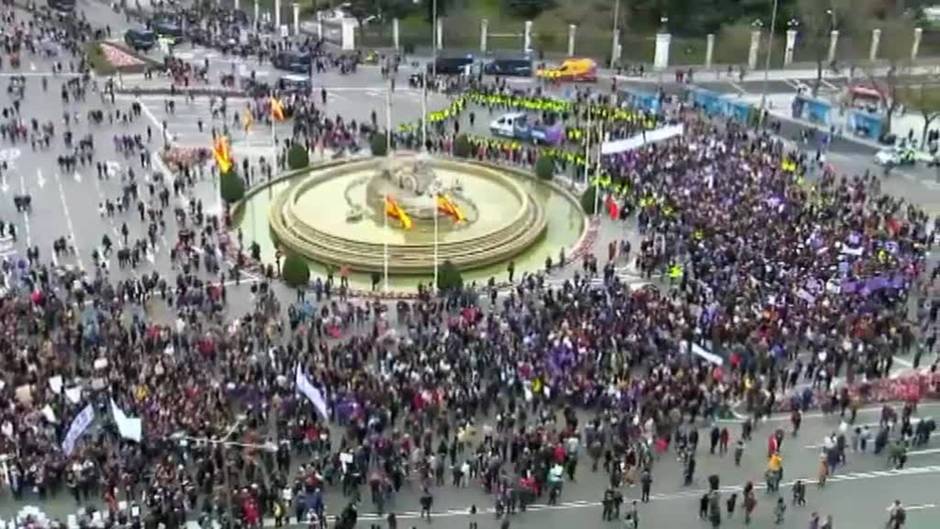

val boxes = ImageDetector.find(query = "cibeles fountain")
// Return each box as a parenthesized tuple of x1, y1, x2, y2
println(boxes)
(359, 154, 478, 224)
(247, 152, 586, 289)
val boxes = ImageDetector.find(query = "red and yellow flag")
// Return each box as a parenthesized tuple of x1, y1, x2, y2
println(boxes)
(384, 196, 413, 230)
(436, 193, 465, 222)
(270, 97, 286, 121)
(212, 135, 232, 173)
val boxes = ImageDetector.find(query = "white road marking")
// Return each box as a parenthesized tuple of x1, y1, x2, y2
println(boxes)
(908, 447, 940, 456)
(893, 355, 914, 367)
(54, 171, 85, 271)
(719, 401, 940, 425)
(36, 169, 46, 189)
(197, 464, 940, 524)
(139, 101, 175, 147)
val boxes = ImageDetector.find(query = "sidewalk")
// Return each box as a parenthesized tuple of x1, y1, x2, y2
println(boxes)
(611, 63, 940, 84)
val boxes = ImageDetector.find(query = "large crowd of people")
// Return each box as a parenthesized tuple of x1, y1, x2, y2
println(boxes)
(0, 3, 938, 529)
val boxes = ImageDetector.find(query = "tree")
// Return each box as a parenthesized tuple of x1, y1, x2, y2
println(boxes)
(505, 0, 555, 19)
(219, 170, 246, 204)
(281, 254, 311, 288)
(535, 155, 555, 180)
(899, 84, 940, 148)
(287, 143, 310, 170)
(453, 134, 472, 158)
(371, 132, 389, 156)
(798, 0, 852, 97)
(437, 260, 463, 292)
(864, 13, 917, 137)
(714, 23, 755, 67)
(580, 185, 598, 215)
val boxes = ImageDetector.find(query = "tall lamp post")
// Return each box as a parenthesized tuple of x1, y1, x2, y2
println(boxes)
(758, 0, 780, 127)
(610, 0, 621, 69)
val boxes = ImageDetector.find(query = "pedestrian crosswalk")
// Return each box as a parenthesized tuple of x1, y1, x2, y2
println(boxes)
(543, 265, 653, 291)
(0, 236, 16, 258)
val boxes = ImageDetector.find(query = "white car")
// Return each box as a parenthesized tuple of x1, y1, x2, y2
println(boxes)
(874, 146, 915, 166)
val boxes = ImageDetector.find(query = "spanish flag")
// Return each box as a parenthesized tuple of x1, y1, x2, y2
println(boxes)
(212, 135, 232, 173)
(436, 193, 465, 222)
(270, 97, 286, 121)
(384, 196, 413, 230)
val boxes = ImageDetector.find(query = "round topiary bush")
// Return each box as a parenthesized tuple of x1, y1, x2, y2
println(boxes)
(437, 260, 463, 292)
(580, 185, 598, 215)
(219, 170, 246, 204)
(371, 132, 388, 156)
(281, 254, 310, 288)
(287, 143, 309, 170)
(535, 155, 555, 180)
(453, 134, 472, 158)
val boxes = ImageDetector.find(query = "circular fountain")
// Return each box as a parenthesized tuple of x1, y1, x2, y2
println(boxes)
(269, 154, 551, 274)
(237, 153, 588, 291)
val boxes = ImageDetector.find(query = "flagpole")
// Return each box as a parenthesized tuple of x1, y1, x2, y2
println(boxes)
(582, 103, 592, 186)
(593, 118, 604, 216)
(386, 80, 393, 156)
(421, 71, 428, 150)
(384, 82, 392, 294)
(383, 194, 389, 293)
(433, 196, 439, 292)
(271, 114, 276, 178)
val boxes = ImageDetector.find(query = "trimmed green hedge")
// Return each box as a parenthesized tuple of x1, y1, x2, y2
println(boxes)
(287, 144, 310, 170)
(437, 260, 463, 292)
(371, 132, 388, 156)
(281, 254, 310, 288)
(535, 155, 555, 180)
(453, 134, 472, 158)
(220, 170, 246, 204)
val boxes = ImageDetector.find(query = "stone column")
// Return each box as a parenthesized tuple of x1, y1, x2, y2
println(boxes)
(436, 17, 443, 50)
(274, 0, 281, 32)
(654, 33, 671, 70)
(234, 0, 239, 12)
(705, 33, 715, 69)
(567, 24, 576, 56)
(316, 12, 323, 40)
(784, 29, 797, 66)
(393, 18, 400, 49)
(524, 20, 533, 52)
(912, 27, 923, 61)
(480, 19, 488, 53)
(827, 30, 839, 63)
(254, 0, 259, 26)
(292, 2, 300, 36)
(748, 30, 761, 70)
(870, 28, 881, 61)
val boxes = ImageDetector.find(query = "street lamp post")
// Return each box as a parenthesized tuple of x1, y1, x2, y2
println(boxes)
(432, 0, 438, 77)
(758, 0, 780, 127)
(785, 18, 799, 66)
(610, 0, 621, 69)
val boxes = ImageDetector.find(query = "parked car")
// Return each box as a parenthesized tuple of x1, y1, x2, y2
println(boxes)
(489, 112, 563, 145)
(874, 145, 916, 166)
(276, 75, 311, 95)
(426, 56, 475, 75)
(536, 57, 597, 82)
(484, 57, 532, 77)
(273, 51, 311, 74)
(151, 19, 184, 44)
(124, 28, 157, 52)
